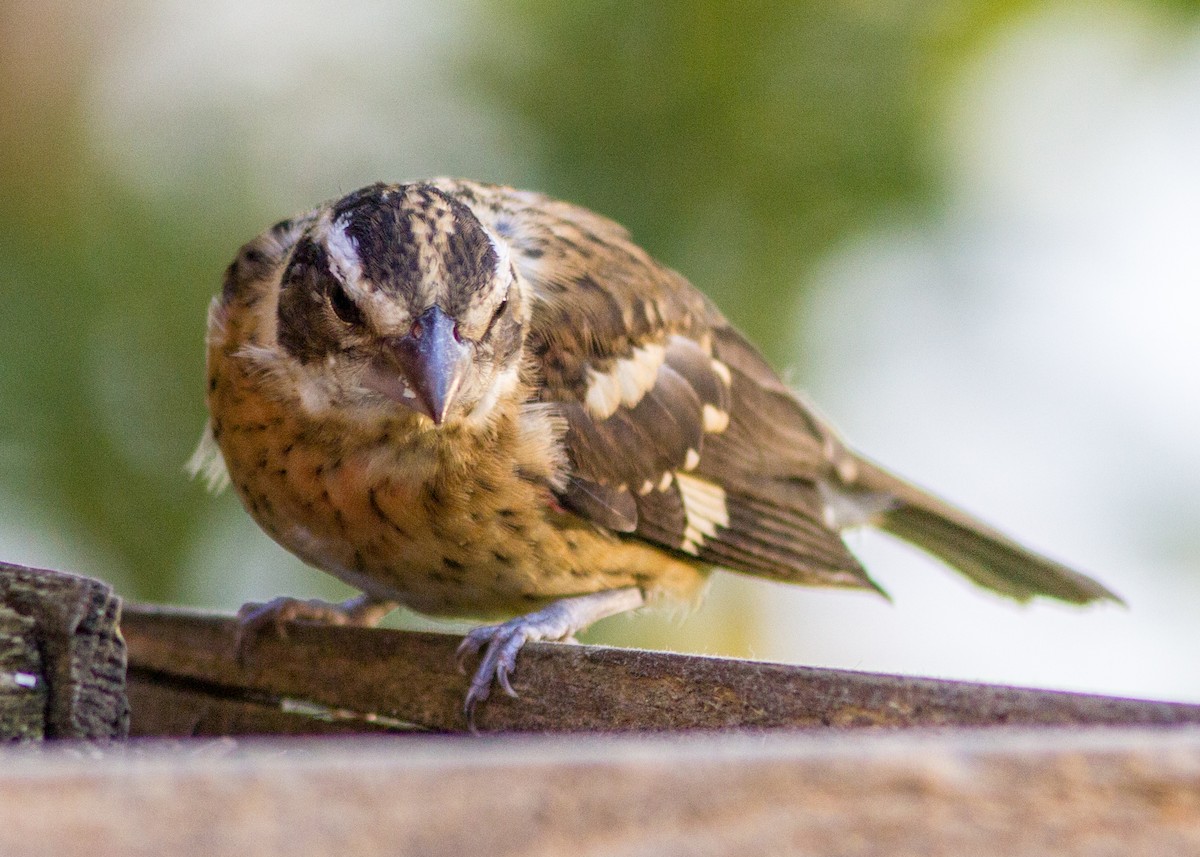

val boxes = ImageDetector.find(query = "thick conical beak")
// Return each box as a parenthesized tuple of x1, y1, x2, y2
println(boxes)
(382, 305, 471, 425)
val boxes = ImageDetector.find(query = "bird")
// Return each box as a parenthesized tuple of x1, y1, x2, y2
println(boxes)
(190, 178, 1120, 722)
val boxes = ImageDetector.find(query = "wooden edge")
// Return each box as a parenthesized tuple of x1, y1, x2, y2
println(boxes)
(2, 728, 1200, 857)
(122, 603, 1200, 735)
(0, 561, 128, 739)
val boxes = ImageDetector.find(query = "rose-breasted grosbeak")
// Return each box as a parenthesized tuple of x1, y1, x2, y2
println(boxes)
(191, 179, 1119, 720)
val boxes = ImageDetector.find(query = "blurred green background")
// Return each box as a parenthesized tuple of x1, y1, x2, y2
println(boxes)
(3, 0, 1199, 699)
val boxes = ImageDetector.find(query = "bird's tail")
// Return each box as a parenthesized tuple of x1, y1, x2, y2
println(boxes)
(846, 455, 1122, 605)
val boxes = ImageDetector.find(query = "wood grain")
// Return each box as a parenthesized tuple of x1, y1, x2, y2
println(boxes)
(3, 728, 1200, 857)
(122, 603, 1200, 735)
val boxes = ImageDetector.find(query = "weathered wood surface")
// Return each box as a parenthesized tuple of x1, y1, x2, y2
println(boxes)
(3, 728, 1200, 857)
(0, 562, 128, 739)
(0, 604, 47, 739)
(123, 603, 1200, 735)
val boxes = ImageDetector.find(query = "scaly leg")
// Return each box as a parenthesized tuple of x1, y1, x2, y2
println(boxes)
(235, 593, 398, 660)
(456, 587, 645, 723)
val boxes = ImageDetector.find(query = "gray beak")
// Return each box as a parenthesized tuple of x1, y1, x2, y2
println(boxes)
(382, 305, 471, 425)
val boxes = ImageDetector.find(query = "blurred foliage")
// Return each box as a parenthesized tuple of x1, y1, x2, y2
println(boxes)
(468, 0, 1045, 361)
(0, 0, 1194, 612)
(0, 22, 222, 599)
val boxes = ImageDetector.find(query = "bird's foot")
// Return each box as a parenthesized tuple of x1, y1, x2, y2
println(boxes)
(455, 587, 644, 728)
(234, 594, 397, 662)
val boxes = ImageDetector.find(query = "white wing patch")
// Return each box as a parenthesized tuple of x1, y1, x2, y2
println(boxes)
(186, 420, 230, 493)
(703, 356, 732, 434)
(710, 358, 732, 386)
(584, 343, 666, 419)
(702, 403, 730, 433)
(675, 472, 729, 556)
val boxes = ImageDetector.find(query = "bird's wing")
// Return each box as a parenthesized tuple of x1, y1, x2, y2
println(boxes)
(449, 179, 876, 590)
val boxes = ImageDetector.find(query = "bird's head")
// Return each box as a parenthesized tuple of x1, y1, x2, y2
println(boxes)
(271, 182, 527, 427)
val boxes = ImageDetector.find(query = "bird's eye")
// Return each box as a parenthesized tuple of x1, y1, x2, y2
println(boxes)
(329, 282, 364, 326)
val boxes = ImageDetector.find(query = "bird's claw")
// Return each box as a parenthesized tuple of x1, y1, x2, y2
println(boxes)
(452, 589, 644, 730)
(233, 595, 394, 665)
(457, 619, 544, 728)
(454, 630, 486, 675)
(233, 596, 319, 663)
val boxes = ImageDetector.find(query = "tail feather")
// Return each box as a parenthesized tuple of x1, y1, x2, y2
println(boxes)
(849, 457, 1122, 606)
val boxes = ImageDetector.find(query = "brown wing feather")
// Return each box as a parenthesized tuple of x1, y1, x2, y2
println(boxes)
(448, 180, 875, 591)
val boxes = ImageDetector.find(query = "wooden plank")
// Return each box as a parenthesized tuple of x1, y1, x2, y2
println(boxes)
(0, 562, 128, 739)
(122, 603, 1200, 735)
(125, 676, 415, 737)
(2, 728, 1200, 857)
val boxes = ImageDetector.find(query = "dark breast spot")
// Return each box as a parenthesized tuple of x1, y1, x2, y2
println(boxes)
(368, 487, 410, 538)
